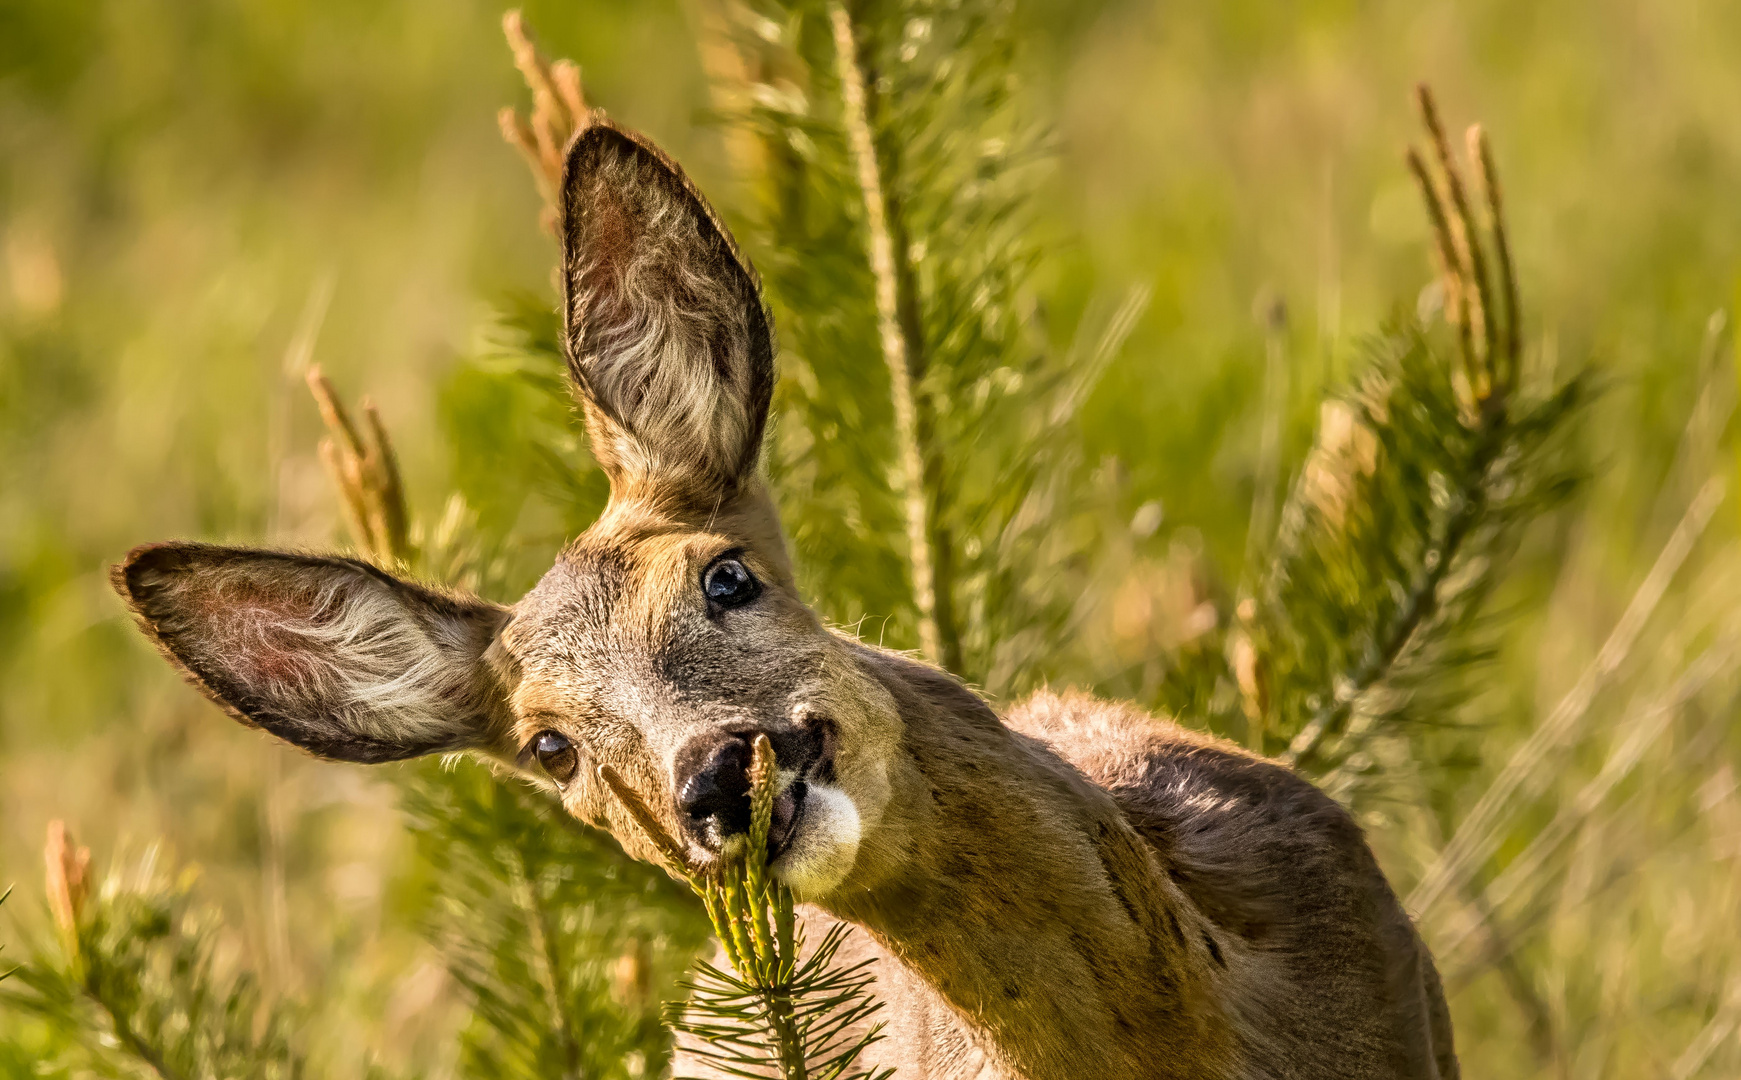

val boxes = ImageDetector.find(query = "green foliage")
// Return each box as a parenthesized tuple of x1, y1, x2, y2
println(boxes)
(673, 924, 888, 1080)
(1138, 93, 1596, 806)
(1157, 321, 1587, 782)
(436, 294, 609, 596)
(1260, 329, 1583, 775)
(605, 736, 891, 1080)
(2, 850, 306, 1080)
(709, 0, 1143, 691)
(399, 760, 709, 1080)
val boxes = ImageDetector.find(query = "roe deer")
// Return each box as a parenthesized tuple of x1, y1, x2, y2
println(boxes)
(113, 120, 1458, 1079)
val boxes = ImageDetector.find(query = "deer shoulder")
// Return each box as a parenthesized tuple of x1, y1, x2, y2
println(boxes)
(999, 689, 1459, 1080)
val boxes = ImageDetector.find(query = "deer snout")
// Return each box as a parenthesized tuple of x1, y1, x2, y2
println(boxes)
(671, 722, 831, 852)
(675, 730, 754, 842)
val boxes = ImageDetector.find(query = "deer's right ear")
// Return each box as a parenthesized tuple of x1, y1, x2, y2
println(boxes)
(113, 543, 513, 764)
(559, 121, 775, 505)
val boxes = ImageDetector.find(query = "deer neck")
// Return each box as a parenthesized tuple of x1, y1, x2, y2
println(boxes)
(822, 650, 1234, 1080)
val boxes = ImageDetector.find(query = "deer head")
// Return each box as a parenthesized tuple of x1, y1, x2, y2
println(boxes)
(112, 122, 904, 898)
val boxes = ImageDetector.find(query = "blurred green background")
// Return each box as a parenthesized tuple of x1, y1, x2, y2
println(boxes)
(3, 0, 1740, 1076)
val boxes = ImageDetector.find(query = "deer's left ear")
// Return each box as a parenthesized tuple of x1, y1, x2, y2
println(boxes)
(559, 120, 775, 505)
(113, 543, 514, 763)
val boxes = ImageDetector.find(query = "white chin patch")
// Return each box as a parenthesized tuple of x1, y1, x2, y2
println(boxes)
(773, 783, 861, 899)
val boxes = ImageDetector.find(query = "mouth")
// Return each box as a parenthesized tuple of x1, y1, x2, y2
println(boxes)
(684, 772, 815, 865)
(766, 713, 838, 860)
(767, 779, 809, 861)
(676, 717, 861, 897)
(678, 716, 837, 862)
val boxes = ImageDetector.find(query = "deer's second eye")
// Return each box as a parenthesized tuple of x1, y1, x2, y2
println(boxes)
(533, 730, 579, 784)
(703, 557, 761, 610)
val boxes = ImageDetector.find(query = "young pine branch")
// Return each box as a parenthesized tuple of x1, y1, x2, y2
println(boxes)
(403, 757, 707, 1080)
(693, 1, 1096, 692)
(1227, 86, 1584, 781)
(830, 4, 958, 674)
(1278, 88, 1518, 769)
(600, 739, 892, 1080)
(1, 823, 305, 1080)
(306, 365, 411, 569)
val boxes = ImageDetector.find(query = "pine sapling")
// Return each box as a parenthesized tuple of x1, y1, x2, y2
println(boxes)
(600, 740, 893, 1080)
(1, 823, 306, 1080)
(1203, 86, 1588, 789)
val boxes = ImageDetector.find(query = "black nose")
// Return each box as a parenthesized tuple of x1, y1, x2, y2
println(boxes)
(674, 731, 754, 844)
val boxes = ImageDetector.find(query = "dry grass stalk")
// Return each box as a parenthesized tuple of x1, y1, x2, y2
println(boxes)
(499, 10, 594, 232)
(1300, 398, 1380, 527)
(1434, 632, 1739, 969)
(1670, 977, 1741, 1080)
(305, 365, 409, 568)
(1241, 294, 1290, 587)
(1231, 606, 1267, 751)
(595, 763, 702, 883)
(1408, 473, 1728, 917)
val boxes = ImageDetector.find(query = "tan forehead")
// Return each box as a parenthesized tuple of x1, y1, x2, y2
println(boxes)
(509, 524, 707, 650)
(597, 524, 702, 611)
(503, 519, 756, 738)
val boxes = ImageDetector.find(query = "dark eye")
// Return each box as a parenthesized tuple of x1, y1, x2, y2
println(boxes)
(703, 557, 761, 610)
(533, 730, 579, 784)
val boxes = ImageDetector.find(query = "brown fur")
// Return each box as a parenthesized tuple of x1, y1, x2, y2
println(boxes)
(111, 120, 1457, 1079)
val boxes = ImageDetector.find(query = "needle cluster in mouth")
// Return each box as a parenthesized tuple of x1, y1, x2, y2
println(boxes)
(680, 716, 836, 861)
(686, 766, 820, 864)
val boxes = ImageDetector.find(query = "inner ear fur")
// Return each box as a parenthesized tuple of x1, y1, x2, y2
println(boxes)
(113, 542, 513, 764)
(559, 120, 775, 506)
